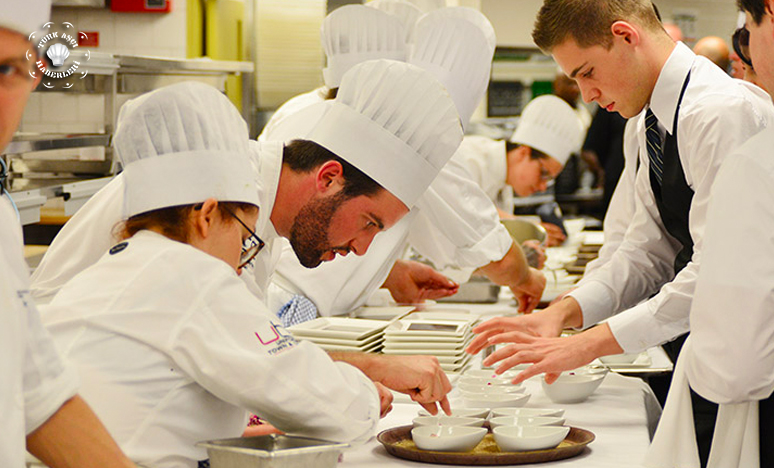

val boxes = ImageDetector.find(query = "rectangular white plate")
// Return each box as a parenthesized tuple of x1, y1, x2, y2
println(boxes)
(349, 306, 416, 321)
(384, 319, 470, 338)
(289, 317, 388, 340)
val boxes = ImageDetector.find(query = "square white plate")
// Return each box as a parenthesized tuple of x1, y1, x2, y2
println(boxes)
(349, 306, 416, 321)
(384, 319, 470, 338)
(317, 340, 383, 353)
(289, 317, 388, 340)
(294, 332, 384, 348)
(381, 340, 466, 351)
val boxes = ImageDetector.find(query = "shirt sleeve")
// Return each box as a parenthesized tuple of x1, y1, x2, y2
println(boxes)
(408, 159, 513, 270)
(167, 275, 380, 444)
(685, 139, 774, 404)
(571, 92, 769, 352)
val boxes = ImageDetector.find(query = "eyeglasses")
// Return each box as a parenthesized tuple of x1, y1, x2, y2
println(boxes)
(0, 157, 9, 196)
(222, 206, 265, 269)
(537, 158, 555, 182)
(733, 26, 753, 68)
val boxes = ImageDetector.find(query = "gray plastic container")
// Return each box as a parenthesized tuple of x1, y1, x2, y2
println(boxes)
(197, 434, 348, 468)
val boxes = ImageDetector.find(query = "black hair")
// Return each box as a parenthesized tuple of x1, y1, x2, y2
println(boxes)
(738, 0, 767, 24)
(282, 139, 383, 199)
(505, 141, 550, 160)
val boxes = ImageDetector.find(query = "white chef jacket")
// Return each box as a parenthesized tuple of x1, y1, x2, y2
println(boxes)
(30, 142, 286, 306)
(579, 114, 641, 277)
(257, 88, 326, 144)
(450, 135, 514, 213)
(568, 43, 774, 352)
(0, 197, 79, 468)
(39, 230, 380, 468)
(261, 93, 513, 317)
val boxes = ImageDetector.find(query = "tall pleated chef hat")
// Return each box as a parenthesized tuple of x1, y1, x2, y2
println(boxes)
(303, 59, 462, 208)
(321, 5, 406, 89)
(409, 7, 495, 130)
(114, 82, 259, 218)
(366, 0, 422, 43)
(2, 0, 51, 36)
(405, 0, 446, 13)
(509, 94, 584, 167)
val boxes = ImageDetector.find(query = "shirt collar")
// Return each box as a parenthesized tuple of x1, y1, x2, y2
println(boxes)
(649, 42, 696, 135)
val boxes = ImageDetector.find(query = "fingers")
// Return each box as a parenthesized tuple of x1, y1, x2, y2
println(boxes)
(466, 329, 501, 355)
(472, 316, 516, 334)
(544, 371, 561, 384)
(419, 401, 439, 415)
(439, 396, 452, 416)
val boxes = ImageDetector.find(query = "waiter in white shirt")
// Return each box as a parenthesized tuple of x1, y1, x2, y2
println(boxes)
(467, 1, 774, 466)
(0, 2, 135, 467)
(646, 1, 774, 466)
(265, 6, 545, 318)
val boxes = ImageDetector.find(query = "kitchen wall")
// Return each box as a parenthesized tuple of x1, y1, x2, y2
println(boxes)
(20, 3, 188, 136)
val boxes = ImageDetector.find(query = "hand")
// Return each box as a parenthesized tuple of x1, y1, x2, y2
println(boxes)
(383, 260, 459, 304)
(466, 307, 567, 355)
(521, 240, 546, 269)
(242, 423, 284, 438)
(375, 382, 394, 418)
(509, 268, 546, 313)
(481, 323, 623, 384)
(366, 355, 452, 415)
(541, 223, 566, 247)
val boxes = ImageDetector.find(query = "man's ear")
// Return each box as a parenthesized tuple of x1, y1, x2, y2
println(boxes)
(315, 160, 345, 194)
(611, 20, 640, 46)
(191, 198, 220, 239)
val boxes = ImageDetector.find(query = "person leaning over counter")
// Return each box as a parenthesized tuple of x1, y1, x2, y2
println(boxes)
(264, 6, 545, 319)
(0, 2, 135, 468)
(646, 1, 774, 466)
(39, 82, 387, 468)
(466, 0, 774, 465)
(32, 60, 462, 417)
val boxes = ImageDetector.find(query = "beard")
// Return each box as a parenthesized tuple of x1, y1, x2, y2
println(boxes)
(289, 192, 347, 268)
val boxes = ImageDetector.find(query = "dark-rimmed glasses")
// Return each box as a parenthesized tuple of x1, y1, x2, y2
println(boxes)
(733, 26, 753, 68)
(222, 206, 265, 269)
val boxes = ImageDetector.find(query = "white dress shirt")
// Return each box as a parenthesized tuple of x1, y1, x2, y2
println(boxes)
(40, 230, 379, 468)
(569, 43, 774, 352)
(580, 115, 640, 277)
(0, 198, 78, 468)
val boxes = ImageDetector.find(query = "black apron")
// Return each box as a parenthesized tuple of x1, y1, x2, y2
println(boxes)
(653, 73, 774, 467)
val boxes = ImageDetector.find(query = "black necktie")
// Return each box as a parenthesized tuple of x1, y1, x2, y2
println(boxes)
(645, 108, 664, 186)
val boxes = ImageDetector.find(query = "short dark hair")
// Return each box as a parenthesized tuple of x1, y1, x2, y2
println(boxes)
(505, 141, 549, 160)
(533, 0, 663, 52)
(738, 0, 767, 24)
(282, 139, 383, 199)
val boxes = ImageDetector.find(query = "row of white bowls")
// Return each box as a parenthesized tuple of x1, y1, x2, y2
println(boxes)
(412, 425, 570, 452)
(414, 415, 565, 429)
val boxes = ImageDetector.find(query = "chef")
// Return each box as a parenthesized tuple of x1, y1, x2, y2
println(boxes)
(366, 0, 422, 41)
(0, 1, 135, 467)
(646, 1, 774, 466)
(466, 2, 773, 465)
(40, 82, 389, 468)
(32, 60, 461, 414)
(265, 6, 545, 318)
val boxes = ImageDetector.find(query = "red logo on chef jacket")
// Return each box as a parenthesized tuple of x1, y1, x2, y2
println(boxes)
(27, 22, 91, 89)
(255, 321, 297, 355)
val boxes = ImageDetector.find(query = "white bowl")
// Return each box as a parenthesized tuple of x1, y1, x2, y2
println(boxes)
(458, 382, 524, 394)
(463, 392, 531, 409)
(462, 369, 512, 380)
(541, 372, 606, 404)
(411, 425, 487, 452)
(599, 353, 641, 365)
(418, 408, 491, 419)
(488, 416, 566, 429)
(490, 407, 565, 418)
(412, 416, 485, 428)
(458, 376, 515, 387)
(493, 425, 570, 451)
(460, 387, 525, 398)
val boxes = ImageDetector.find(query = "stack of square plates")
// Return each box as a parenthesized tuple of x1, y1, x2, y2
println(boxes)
(287, 317, 388, 353)
(382, 314, 478, 374)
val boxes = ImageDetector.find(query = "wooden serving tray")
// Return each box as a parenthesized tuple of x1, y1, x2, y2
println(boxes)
(377, 425, 594, 465)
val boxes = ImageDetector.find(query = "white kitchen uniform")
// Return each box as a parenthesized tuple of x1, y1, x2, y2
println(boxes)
(450, 135, 513, 213)
(568, 43, 773, 351)
(645, 128, 774, 468)
(30, 142, 285, 305)
(579, 114, 641, 277)
(40, 230, 379, 468)
(0, 197, 79, 468)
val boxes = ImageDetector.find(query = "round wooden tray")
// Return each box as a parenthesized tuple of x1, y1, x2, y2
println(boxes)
(377, 425, 594, 465)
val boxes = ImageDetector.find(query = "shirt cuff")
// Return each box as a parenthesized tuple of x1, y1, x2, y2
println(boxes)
(24, 364, 79, 434)
(455, 224, 513, 268)
(567, 280, 616, 330)
(605, 300, 688, 353)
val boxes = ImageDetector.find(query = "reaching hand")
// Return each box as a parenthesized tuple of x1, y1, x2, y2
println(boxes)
(510, 268, 546, 313)
(383, 260, 459, 304)
(521, 240, 546, 269)
(368, 355, 452, 416)
(541, 223, 566, 246)
(466, 308, 566, 356)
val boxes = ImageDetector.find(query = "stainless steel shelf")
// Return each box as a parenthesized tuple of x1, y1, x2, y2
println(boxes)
(3, 134, 110, 155)
(116, 55, 254, 73)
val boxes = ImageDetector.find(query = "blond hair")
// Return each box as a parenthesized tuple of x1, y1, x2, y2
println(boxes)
(532, 0, 663, 52)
